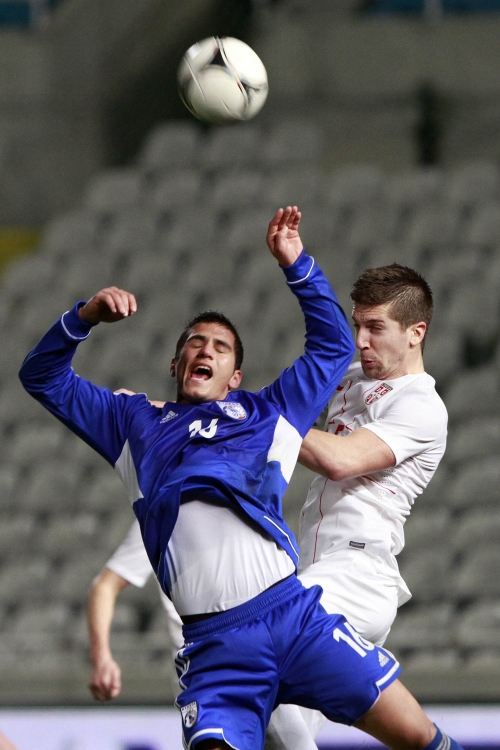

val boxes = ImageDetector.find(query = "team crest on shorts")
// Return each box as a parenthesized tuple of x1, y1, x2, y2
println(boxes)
(181, 701, 198, 728)
(216, 401, 247, 420)
(365, 383, 393, 405)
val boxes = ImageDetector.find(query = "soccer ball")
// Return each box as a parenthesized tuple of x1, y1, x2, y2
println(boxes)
(178, 37, 268, 124)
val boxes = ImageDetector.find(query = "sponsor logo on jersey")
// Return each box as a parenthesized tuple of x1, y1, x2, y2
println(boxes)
(378, 651, 389, 667)
(160, 410, 179, 424)
(216, 401, 247, 420)
(349, 541, 365, 549)
(365, 383, 393, 405)
(181, 701, 198, 728)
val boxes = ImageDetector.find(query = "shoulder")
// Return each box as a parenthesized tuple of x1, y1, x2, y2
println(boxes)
(383, 373, 448, 431)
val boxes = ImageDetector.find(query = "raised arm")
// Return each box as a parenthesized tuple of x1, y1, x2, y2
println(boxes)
(19, 287, 140, 466)
(262, 208, 355, 436)
(87, 568, 130, 701)
(299, 427, 396, 481)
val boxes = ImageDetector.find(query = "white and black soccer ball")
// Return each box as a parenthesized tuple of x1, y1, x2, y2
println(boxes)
(178, 37, 268, 124)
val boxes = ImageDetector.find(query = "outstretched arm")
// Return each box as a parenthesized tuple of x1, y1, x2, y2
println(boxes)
(87, 568, 129, 701)
(299, 427, 396, 481)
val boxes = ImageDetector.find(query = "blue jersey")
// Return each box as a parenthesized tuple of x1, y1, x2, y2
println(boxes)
(19, 251, 354, 597)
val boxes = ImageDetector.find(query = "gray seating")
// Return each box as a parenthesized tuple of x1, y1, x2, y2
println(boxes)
(139, 121, 201, 174)
(403, 508, 453, 550)
(324, 164, 385, 208)
(457, 601, 500, 648)
(444, 456, 500, 509)
(398, 548, 454, 602)
(84, 168, 145, 214)
(443, 364, 499, 422)
(150, 169, 203, 211)
(454, 549, 500, 598)
(209, 170, 264, 209)
(385, 603, 455, 650)
(446, 416, 500, 465)
(201, 124, 262, 170)
(452, 509, 500, 551)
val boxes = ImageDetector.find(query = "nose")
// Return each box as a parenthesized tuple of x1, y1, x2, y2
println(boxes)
(355, 328, 369, 350)
(197, 340, 215, 358)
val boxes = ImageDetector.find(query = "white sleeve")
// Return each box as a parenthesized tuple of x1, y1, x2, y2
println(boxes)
(362, 390, 448, 465)
(105, 520, 154, 588)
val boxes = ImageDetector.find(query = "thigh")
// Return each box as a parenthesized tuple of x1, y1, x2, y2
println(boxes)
(175, 620, 279, 750)
(299, 552, 398, 646)
(275, 592, 401, 726)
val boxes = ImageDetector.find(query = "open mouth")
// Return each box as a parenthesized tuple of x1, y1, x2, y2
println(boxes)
(189, 365, 213, 382)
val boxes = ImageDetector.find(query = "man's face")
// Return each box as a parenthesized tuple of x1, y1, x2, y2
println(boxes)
(171, 322, 242, 404)
(352, 302, 423, 381)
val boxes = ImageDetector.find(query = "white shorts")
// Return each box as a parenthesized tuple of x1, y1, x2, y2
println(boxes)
(298, 549, 400, 646)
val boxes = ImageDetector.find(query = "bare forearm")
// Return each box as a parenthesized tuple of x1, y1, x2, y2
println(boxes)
(87, 570, 127, 663)
(298, 427, 396, 481)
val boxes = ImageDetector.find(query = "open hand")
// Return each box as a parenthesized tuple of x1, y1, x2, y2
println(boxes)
(266, 206, 303, 267)
(78, 287, 137, 325)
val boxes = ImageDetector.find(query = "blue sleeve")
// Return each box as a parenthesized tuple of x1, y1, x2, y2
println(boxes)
(19, 302, 130, 466)
(260, 250, 355, 437)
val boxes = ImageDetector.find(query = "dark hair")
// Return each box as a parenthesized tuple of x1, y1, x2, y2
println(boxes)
(174, 311, 244, 370)
(351, 263, 433, 337)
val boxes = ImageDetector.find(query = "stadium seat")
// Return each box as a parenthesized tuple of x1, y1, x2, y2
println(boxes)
(403, 507, 453, 550)
(101, 207, 161, 257)
(41, 209, 101, 256)
(443, 161, 500, 210)
(82, 470, 130, 512)
(0, 513, 35, 554)
(444, 456, 500, 509)
(158, 208, 219, 253)
(201, 123, 262, 170)
(0, 466, 18, 511)
(209, 169, 264, 209)
(262, 120, 324, 166)
(402, 204, 461, 255)
(385, 168, 443, 211)
(0, 253, 55, 297)
(385, 602, 455, 650)
(9, 424, 66, 466)
(422, 328, 463, 386)
(398, 548, 454, 602)
(150, 169, 203, 211)
(20, 459, 82, 512)
(464, 202, 500, 246)
(84, 168, 145, 214)
(443, 363, 499, 422)
(261, 168, 322, 208)
(454, 548, 500, 598)
(452, 509, 500, 551)
(38, 513, 100, 556)
(324, 164, 385, 208)
(139, 120, 201, 174)
(446, 416, 500, 466)
(0, 557, 52, 602)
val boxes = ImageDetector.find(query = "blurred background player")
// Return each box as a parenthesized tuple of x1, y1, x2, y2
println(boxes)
(267, 263, 448, 750)
(87, 519, 182, 701)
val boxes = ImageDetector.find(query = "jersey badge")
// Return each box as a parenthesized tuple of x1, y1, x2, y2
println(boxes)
(216, 401, 247, 420)
(181, 701, 198, 728)
(160, 410, 179, 424)
(365, 383, 393, 405)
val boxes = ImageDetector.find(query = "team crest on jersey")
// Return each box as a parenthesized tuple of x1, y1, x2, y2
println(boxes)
(160, 410, 179, 424)
(181, 701, 198, 728)
(365, 383, 393, 405)
(216, 401, 247, 420)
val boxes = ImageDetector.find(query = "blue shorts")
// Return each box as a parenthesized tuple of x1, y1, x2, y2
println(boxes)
(175, 576, 401, 750)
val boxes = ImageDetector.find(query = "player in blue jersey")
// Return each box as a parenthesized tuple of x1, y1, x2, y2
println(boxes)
(20, 207, 463, 750)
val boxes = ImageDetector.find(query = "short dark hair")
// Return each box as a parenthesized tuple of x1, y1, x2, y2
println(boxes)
(351, 263, 433, 335)
(175, 311, 244, 370)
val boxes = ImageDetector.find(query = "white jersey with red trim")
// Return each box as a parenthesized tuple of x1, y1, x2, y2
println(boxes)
(298, 361, 447, 604)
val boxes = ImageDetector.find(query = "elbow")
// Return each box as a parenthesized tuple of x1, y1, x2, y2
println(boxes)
(325, 464, 353, 482)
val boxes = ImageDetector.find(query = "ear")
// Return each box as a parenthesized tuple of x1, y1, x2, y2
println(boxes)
(228, 370, 243, 390)
(170, 358, 177, 378)
(410, 321, 427, 347)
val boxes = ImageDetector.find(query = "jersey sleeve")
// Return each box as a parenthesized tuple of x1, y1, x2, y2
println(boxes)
(19, 302, 131, 466)
(362, 389, 448, 464)
(260, 250, 355, 437)
(106, 520, 154, 588)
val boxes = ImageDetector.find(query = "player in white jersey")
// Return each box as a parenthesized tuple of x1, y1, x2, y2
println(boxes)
(87, 520, 183, 701)
(267, 263, 448, 750)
